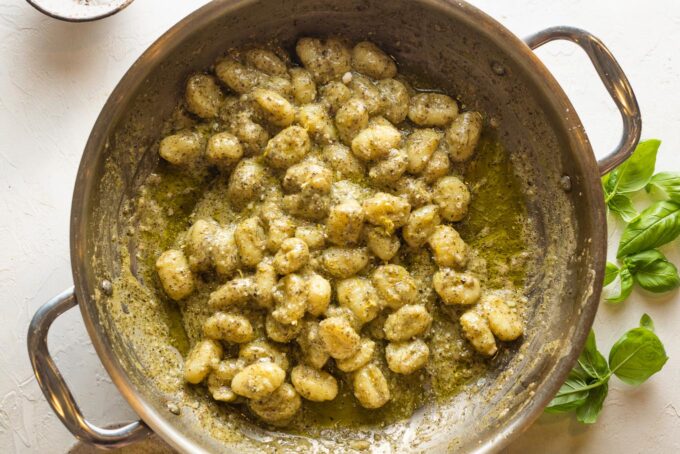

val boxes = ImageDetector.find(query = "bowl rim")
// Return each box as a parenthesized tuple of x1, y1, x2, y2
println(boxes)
(25, 0, 135, 22)
(70, 1, 605, 452)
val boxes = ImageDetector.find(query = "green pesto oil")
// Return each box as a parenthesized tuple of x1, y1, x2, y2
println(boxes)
(458, 133, 529, 287)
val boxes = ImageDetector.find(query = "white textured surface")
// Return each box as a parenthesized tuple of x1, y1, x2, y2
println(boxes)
(1, 1, 679, 452)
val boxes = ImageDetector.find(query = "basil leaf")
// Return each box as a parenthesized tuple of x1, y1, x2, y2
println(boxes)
(623, 249, 666, 273)
(578, 330, 610, 379)
(607, 139, 660, 194)
(634, 258, 680, 293)
(640, 313, 654, 331)
(601, 172, 611, 192)
(608, 193, 638, 222)
(647, 172, 680, 200)
(609, 326, 668, 386)
(606, 266, 633, 303)
(575, 382, 608, 424)
(617, 201, 680, 258)
(545, 369, 590, 413)
(604, 262, 619, 286)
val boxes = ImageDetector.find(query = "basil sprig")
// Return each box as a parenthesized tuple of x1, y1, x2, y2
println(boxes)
(602, 140, 680, 302)
(603, 139, 660, 222)
(546, 315, 668, 423)
(606, 249, 680, 300)
(617, 201, 680, 258)
(647, 171, 680, 201)
(549, 140, 674, 425)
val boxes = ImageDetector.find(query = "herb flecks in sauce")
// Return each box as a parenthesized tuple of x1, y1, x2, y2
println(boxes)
(116, 38, 532, 431)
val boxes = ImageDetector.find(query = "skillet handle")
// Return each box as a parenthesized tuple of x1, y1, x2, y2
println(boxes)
(27, 287, 151, 449)
(525, 26, 641, 175)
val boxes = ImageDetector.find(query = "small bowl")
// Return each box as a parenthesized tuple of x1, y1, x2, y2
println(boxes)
(26, 0, 134, 22)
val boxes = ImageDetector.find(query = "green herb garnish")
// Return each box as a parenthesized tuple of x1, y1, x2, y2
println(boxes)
(546, 315, 668, 423)
(601, 140, 680, 302)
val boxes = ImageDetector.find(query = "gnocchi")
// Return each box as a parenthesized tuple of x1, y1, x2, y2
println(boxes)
(252, 88, 296, 127)
(152, 37, 526, 425)
(307, 273, 332, 316)
(320, 247, 370, 278)
(297, 103, 338, 144)
(322, 143, 365, 178)
(249, 383, 301, 425)
(318, 316, 361, 360)
(432, 269, 481, 305)
(326, 199, 365, 246)
(207, 374, 237, 402)
(273, 238, 310, 274)
(386, 339, 430, 375)
(353, 364, 390, 409)
(289, 67, 317, 104)
(296, 37, 351, 83)
(375, 78, 410, 124)
(408, 93, 458, 127)
(156, 249, 195, 301)
(227, 159, 267, 209)
(265, 313, 302, 343)
(244, 48, 288, 76)
(483, 296, 524, 341)
(239, 340, 289, 371)
(433, 176, 471, 222)
(335, 97, 369, 144)
(254, 261, 277, 309)
(460, 311, 497, 357)
(336, 277, 381, 323)
(362, 192, 411, 233)
(185, 74, 224, 119)
(206, 132, 243, 170)
(272, 273, 308, 325)
(184, 339, 222, 384)
(365, 226, 400, 261)
(295, 224, 326, 250)
(159, 131, 203, 167)
(406, 129, 441, 174)
(265, 215, 297, 253)
(371, 265, 417, 310)
(215, 59, 267, 94)
(297, 321, 330, 369)
(351, 41, 397, 80)
(351, 122, 402, 161)
(403, 204, 441, 248)
(291, 365, 338, 402)
(320, 81, 352, 112)
(383, 304, 432, 342)
(368, 147, 408, 184)
(234, 217, 267, 268)
(428, 224, 467, 268)
(392, 176, 432, 208)
(336, 338, 375, 372)
(203, 312, 255, 344)
(265, 126, 311, 169)
(445, 111, 483, 162)
(184, 219, 216, 272)
(209, 277, 256, 309)
(231, 362, 286, 399)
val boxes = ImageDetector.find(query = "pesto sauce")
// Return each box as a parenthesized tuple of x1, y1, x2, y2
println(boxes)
(459, 134, 529, 287)
(127, 130, 528, 430)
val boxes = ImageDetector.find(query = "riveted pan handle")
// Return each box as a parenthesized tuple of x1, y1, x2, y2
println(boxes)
(27, 287, 150, 449)
(525, 26, 641, 175)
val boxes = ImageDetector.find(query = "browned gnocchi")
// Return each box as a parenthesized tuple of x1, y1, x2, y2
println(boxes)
(151, 38, 525, 425)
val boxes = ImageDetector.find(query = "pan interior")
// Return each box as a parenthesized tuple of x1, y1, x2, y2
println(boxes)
(74, 0, 603, 452)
